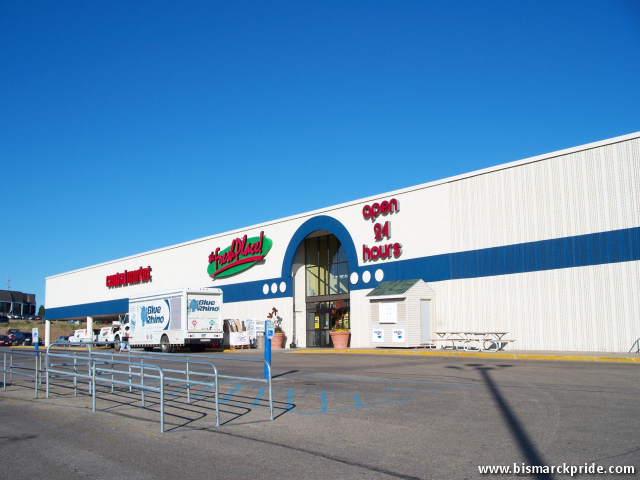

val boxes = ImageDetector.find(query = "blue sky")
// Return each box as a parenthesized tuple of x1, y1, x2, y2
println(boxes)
(1, 1, 639, 310)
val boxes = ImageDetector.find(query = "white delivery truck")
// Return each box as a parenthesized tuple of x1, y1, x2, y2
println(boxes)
(117, 288, 223, 353)
(97, 325, 121, 347)
(70, 329, 98, 343)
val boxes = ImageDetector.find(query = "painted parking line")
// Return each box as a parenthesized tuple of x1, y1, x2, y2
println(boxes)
(320, 392, 328, 413)
(190, 385, 215, 400)
(287, 388, 294, 411)
(252, 387, 265, 406)
(220, 384, 242, 403)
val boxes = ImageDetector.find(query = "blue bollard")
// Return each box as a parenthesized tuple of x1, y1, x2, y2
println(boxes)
(264, 324, 271, 379)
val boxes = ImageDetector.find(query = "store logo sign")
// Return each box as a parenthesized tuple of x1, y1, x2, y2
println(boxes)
(141, 305, 165, 326)
(207, 231, 273, 278)
(106, 266, 152, 288)
(189, 298, 219, 312)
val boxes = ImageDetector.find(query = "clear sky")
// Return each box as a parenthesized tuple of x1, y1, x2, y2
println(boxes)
(1, 0, 639, 312)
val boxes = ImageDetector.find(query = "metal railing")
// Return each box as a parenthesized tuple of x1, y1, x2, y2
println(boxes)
(86, 351, 222, 427)
(2, 349, 42, 398)
(45, 350, 168, 431)
(35, 341, 273, 432)
(116, 349, 274, 419)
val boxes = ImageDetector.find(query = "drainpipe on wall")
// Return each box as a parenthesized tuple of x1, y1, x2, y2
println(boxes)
(290, 311, 297, 348)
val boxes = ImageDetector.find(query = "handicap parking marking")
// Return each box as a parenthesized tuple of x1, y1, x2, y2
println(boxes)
(147, 381, 436, 416)
(211, 383, 415, 415)
(299, 389, 410, 415)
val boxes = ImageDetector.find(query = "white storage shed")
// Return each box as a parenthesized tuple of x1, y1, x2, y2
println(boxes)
(368, 279, 436, 348)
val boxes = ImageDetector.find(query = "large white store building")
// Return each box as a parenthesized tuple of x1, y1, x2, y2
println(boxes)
(46, 132, 640, 352)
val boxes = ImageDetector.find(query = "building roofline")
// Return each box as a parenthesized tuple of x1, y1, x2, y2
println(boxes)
(46, 130, 640, 280)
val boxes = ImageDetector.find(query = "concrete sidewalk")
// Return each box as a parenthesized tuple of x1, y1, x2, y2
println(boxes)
(7, 345, 640, 363)
(291, 347, 640, 362)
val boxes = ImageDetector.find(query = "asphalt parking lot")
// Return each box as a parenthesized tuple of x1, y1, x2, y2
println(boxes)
(1, 348, 638, 479)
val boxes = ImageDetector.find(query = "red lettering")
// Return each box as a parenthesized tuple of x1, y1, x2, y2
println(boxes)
(371, 203, 380, 220)
(105, 266, 152, 288)
(393, 243, 401, 257)
(238, 235, 248, 255)
(371, 246, 379, 260)
(363, 198, 399, 222)
(363, 245, 371, 261)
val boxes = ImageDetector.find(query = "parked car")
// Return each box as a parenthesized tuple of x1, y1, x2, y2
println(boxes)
(54, 335, 70, 345)
(0, 335, 11, 346)
(67, 320, 82, 325)
(0, 315, 8, 323)
(11, 332, 32, 346)
(6, 328, 20, 343)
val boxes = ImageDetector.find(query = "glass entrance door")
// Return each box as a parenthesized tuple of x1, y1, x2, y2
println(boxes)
(306, 300, 350, 347)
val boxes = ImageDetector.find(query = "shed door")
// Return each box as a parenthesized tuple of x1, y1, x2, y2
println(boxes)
(420, 300, 431, 343)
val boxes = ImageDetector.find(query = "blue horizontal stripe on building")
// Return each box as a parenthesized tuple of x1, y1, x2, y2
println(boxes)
(45, 226, 640, 319)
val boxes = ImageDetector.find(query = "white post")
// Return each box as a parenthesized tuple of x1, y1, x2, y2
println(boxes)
(87, 317, 93, 342)
(45, 320, 51, 347)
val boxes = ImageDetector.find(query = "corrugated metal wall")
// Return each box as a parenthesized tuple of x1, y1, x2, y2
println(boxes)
(441, 138, 640, 352)
(450, 139, 640, 251)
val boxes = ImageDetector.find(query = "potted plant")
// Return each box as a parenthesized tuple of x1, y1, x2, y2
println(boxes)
(267, 307, 286, 349)
(329, 299, 350, 349)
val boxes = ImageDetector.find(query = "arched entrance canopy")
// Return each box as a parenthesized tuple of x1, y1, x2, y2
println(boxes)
(281, 215, 359, 278)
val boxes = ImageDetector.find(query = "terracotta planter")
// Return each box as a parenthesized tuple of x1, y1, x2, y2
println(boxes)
(329, 331, 351, 349)
(271, 332, 286, 349)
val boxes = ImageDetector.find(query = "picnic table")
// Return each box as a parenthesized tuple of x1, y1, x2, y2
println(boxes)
(433, 331, 515, 352)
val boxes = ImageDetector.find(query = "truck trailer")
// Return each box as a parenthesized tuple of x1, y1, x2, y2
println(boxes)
(118, 287, 223, 353)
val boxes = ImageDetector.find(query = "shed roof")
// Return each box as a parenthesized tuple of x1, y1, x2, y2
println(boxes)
(366, 279, 420, 297)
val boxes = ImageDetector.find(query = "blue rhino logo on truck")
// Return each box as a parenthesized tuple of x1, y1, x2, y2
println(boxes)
(141, 306, 148, 326)
(190, 299, 198, 312)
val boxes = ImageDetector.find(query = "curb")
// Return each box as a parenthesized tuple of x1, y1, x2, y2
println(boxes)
(292, 349, 640, 363)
